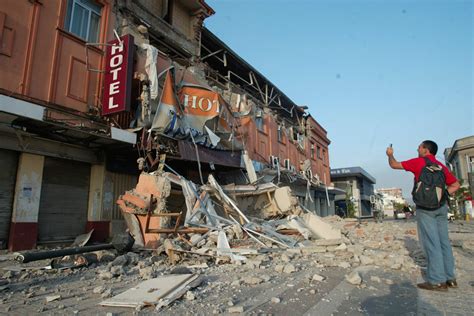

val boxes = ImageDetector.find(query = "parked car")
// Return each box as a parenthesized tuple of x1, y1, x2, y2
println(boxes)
(394, 209, 406, 219)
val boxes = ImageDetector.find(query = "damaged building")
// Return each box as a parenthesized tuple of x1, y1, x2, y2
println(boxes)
(0, 0, 335, 251)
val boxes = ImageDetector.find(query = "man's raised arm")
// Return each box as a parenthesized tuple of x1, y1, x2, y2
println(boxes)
(386, 147, 403, 169)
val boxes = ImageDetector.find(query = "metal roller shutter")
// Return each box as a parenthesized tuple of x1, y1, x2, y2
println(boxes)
(0, 149, 18, 245)
(38, 157, 90, 242)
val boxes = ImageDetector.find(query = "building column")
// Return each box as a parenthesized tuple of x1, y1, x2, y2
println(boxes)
(8, 153, 44, 251)
(86, 165, 110, 242)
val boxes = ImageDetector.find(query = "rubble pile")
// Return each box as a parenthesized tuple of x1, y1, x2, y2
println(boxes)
(1, 170, 430, 313)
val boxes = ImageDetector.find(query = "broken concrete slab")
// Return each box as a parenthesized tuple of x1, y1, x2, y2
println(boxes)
(101, 274, 198, 308)
(300, 213, 341, 240)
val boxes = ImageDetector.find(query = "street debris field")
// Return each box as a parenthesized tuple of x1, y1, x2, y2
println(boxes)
(1, 172, 474, 315)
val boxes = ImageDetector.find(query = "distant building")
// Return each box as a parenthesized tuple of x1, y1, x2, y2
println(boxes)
(330, 167, 376, 217)
(377, 187, 403, 199)
(444, 135, 474, 216)
(375, 189, 407, 218)
(444, 135, 474, 194)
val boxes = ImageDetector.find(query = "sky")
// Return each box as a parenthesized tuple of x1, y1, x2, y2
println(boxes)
(205, 0, 473, 199)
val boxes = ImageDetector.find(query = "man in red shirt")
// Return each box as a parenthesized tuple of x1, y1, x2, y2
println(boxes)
(386, 140, 460, 291)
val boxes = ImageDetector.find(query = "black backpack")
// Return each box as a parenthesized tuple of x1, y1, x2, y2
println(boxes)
(412, 157, 446, 210)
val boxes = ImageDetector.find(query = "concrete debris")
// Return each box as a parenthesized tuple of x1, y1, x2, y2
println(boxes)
(228, 306, 244, 313)
(46, 295, 61, 303)
(345, 271, 362, 285)
(185, 291, 196, 301)
(283, 263, 296, 274)
(101, 274, 199, 308)
(243, 276, 263, 285)
(311, 273, 325, 282)
(93, 286, 106, 294)
(271, 297, 281, 303)
(338, 262, 351, 269)
(300, 212, 342, 240)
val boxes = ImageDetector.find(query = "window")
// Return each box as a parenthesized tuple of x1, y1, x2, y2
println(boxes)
(277, 125, 283, 142)
(322, 149, 326, 163)
(310, 143, 315, 159)
(65, 0, 102, 42)
(317, 146, 321, 159)
(256, 117, 264, 132)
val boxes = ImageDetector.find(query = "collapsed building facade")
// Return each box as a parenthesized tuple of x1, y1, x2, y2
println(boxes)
(0, 0, 334, 251)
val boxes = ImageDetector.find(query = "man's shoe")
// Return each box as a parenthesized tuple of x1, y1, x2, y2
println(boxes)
(446, 279, 458, 288)
(417, 282, 448, 291)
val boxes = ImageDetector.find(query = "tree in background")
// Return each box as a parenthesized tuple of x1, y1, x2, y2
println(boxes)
(448, 180, 472, 219)
(345, 190, 356, 218)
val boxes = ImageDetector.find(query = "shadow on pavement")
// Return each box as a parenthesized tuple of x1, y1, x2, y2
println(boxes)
(404, 236, 427, 268)
(361, 281, 435, 316)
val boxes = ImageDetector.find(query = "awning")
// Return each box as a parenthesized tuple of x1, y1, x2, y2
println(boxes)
(175, 140, 241, 168)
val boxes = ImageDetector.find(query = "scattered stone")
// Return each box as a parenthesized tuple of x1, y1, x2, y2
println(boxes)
(126, 252, 140, 265)
(99, 271, 114, 280)
(275, 264, 285, 273)
(186, 291, 195, 301)
(359, 255, 374, 265)
(338, 262, 351, 269)
(385, 279, 394, 285)
(110, 266, 125, 276)
(370, 276, 381, 283)
(93, 286, 105, 294)
(46, 295, 61, 303)
(345, 271, 362, 285)
(227, 300, 234, 306)
(245, 260, 262, 269)
(260, 275, 271, 282)
(111, 255, 128, 267)
(283, 264, 296, 274)
(335, 243, 348, 251)
(58, 304, 65, 309)
(312, 273, 325, 282)
(228, 306, 244, 313)
(139, 267, 155, 279)
(271, 297, 281, 303)
(281, 254, 291, 262)
(243, 276, 263, 285)
(5, 305, 11, 312)
(310, 289, 317, 294)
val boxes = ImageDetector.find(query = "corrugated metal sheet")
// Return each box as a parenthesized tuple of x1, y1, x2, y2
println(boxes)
(105, 171, 138, 221)
(38, 157, 90, 242)
(0, 149, 18, 244)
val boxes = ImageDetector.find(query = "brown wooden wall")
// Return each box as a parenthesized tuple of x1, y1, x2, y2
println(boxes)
(0, 0, 114, 112)
(240, 113, 331, 185)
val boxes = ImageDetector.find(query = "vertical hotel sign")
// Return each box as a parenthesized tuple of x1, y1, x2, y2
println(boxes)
(102, 34, 134, 115)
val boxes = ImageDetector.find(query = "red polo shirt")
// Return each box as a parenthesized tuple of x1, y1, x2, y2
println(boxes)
(401, 154, 457, 185)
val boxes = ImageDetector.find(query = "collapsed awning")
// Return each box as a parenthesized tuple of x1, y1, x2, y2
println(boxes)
(174, 140, 241, 168)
